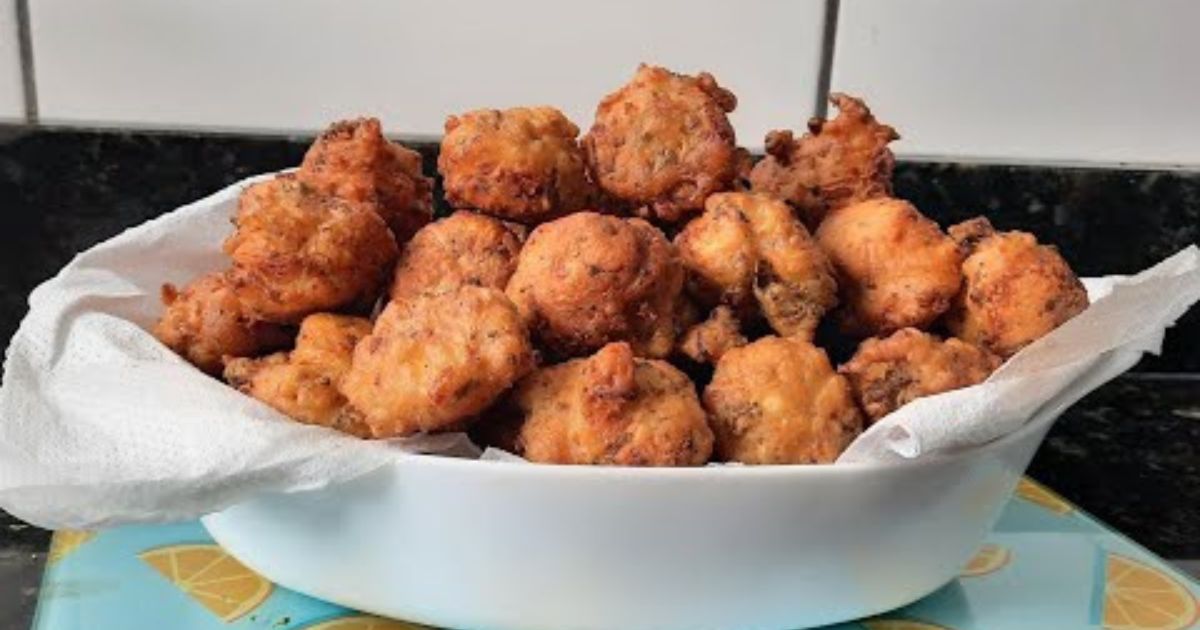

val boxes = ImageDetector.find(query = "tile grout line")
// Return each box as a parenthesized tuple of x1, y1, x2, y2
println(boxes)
(813, 0, 840, 119)
(14, 0, 37, 123)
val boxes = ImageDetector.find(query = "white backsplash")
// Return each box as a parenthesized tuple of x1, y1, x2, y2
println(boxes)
(4, 0, 1198, 166)
(25, 0, 827, 151)
(832, 0, 1200, 167)
(0, 0, 23, 121)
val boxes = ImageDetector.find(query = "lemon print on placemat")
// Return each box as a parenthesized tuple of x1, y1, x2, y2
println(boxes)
(1014, 476, 1074, 515)
(139, 543, 273, 622)
(861, 619, 951, 630)
(47, 530, 96, 565)
(304, 615, 433, 629)
(961, 543, 1011, 577)
(1097, 552, 1198, 630)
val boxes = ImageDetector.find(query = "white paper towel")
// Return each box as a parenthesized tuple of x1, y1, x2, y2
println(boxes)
(0, 174, 1197, 529)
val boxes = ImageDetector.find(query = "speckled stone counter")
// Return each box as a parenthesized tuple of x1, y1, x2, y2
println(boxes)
(0, 514, 45, 630)
(0, 126, 1197, 629)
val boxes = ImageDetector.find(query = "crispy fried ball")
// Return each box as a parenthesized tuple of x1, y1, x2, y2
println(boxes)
(733, 147, 756, 190)
(224, 313, 373, 436)
(676, 305, 748, 365)
(946, 217, 1089, 357)
(341, 286, 535, 437)
(584, 64, 738, 222)
(704, 336, 863, 464)
(676, 192, 838, 338)
(750, 93, 898, 227)
(154, 272, 290, 374)
(505, 212, 684, 359)
(510, 342, 713, 466)
(297, 117, 434, 242)
(816, 198, 962, 336)
(390, 210, 524, 302)
(840, 327, 1001, 422)
(224, 176, 399, 323)
(439, 107, 593, 223)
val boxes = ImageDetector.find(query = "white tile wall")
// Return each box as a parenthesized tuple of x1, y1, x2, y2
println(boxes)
(832, 0, 1200, 167)
(29, 0, 827, 150)
(0, 0, 24, 121)
(20, 0, 1200, 167)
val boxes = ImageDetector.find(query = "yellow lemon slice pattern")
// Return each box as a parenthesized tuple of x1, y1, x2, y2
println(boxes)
(1103, 553, 1199, 630)
(139, 544, 273, 622)
(861, 619, 952, 630)
(47, 530, 96, 565)
(1015, 476, 1074, 515)
(305, 615, 433, 630)
(961, 543, 1012, 577)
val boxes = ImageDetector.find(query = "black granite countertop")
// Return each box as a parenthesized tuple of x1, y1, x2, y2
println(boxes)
(0, 126, 1197, 629)
(0, 519, 42, 630)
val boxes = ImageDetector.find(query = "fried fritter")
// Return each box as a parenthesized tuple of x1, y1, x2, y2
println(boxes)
(733, 147, 755, 190)
(946, 217, 1089, 357)
(675, 192, 838, 338)
(584, 64, 738, 222)
(505, 212, 684, 358)
(341, 286, 534, 437)
(224, 313, 373, 436)
(224, 176, 398, 323)
(390, 210, 524, 302)
(154, 272, 290, 374)
(750, 93, 898, 227)
(297, 117, 434, 242)
(439, 107, 593, 224)
(816, 197, 962, 336)
(510, 342, 713, 466)
(676, 305, 747, 365)
(704, 336, 863, 464)
(840, 327, 1001, 422)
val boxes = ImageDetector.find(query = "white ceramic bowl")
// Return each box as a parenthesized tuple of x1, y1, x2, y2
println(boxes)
(202, 413, 1055, 630)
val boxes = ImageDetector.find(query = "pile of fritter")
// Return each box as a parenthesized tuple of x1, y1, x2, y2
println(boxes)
(155, 64, 1089, 467)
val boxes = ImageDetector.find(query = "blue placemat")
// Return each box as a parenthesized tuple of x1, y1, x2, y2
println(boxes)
(31, 477, 1200, 630)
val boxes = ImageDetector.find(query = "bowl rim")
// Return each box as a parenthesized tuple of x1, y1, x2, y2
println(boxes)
(387, 407, 1053, 479)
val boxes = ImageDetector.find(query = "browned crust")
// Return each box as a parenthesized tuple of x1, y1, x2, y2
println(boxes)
(583, 64, 739, 223)
(750, 93, 898, 227)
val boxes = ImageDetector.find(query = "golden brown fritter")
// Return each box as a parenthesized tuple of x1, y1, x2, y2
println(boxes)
(297, 117, 434, 242)
(676, 305, 748, 365)
(749, 93, 898, 227)
(439, 107, 593, 224)
(733, 147, 755, 190)
(224, 176, 398, 323)
(154, 272, 290, 374)
(509, 342, 713, 466)
(816, 197, 962, 336)
(704, 336, 863, 464)
(390, 210, 524, 302)
(675, 192, 838, 338)
(341, 286, 535, 438)
(224, 313, 373, 436)
(840, 327, 1001, 422)
(584, 64, 739, 223)
(505, 212, 684, 359)
(946, 217, 1089, 357)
